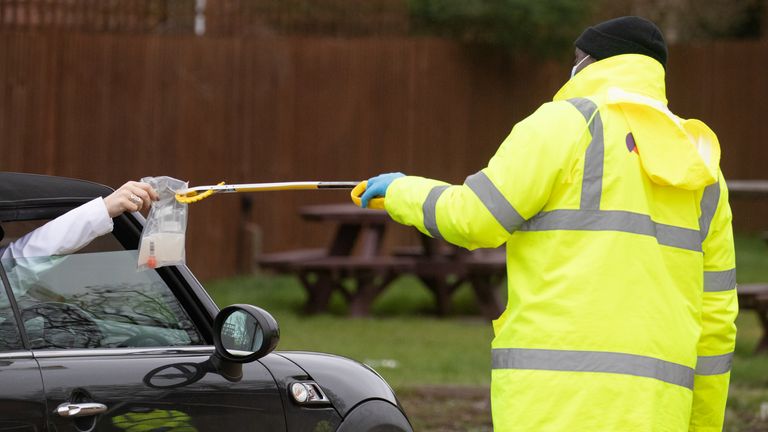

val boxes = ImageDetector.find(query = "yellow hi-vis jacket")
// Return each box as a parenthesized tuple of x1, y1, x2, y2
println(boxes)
(384, 54, 737, 431)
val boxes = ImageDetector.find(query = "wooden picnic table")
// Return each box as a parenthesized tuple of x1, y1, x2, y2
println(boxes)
(258, 203, 506, 318)
(737, 283, 768, 353)
(299, 203, 391, 258)
(259, 204, 412, 316)
(727, 179, 768, 353)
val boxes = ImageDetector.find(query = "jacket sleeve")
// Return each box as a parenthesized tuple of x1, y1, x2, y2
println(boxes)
(384, 101, 585, 250)
(0, 197, 113, 261)
(690, 175, 738, 432)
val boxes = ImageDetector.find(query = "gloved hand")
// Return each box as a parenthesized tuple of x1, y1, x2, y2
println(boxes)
(361, 172, 405, 208)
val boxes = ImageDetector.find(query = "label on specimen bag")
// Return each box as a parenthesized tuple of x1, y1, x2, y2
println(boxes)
(138, 233, 185, 268)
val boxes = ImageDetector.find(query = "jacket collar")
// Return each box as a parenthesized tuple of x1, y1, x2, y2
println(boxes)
(553, 54, 667, 104)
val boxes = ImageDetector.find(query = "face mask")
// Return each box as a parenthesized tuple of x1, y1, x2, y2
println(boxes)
(570, 55, 591, 79)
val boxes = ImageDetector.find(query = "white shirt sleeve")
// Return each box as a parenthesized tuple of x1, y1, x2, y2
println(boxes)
(1, 197, 114, 261)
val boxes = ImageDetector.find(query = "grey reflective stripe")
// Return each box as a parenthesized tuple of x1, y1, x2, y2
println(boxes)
(521, 209, 702, 252)
(567, 97, 597, 122)
(465, 171, 525, 234)
(699, 182, 721, 241)
(581, 111, 604, 210)
(704, 269, 737, 292)
(566, 98, 603, 210)
(423, 185, 449, 240)
(695, 353, 733, 375)
(492, 348, 694, 389)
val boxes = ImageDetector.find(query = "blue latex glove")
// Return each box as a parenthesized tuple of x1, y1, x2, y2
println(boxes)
(361, 172, 405, 208)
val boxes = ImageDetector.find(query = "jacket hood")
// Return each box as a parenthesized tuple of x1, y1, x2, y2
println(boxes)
(554, 54, 719, 190)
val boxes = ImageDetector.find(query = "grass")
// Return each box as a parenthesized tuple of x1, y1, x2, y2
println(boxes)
(208, 274, 494, 387)
(728, 234, 768, 431)
(205, 233, 768, 430)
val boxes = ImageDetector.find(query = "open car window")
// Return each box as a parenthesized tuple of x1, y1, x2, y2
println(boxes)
(0, 220, 204, 350)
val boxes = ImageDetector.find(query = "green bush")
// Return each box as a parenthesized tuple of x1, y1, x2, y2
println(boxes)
(408, 0, 595, 55)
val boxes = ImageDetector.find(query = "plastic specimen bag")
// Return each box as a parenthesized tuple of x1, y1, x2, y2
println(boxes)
(137, 176, 188, 271)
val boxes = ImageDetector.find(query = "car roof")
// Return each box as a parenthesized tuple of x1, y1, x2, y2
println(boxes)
(0, 172, 113, 221)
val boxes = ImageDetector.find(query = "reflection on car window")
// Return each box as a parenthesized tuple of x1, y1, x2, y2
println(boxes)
(0, 284, 22, 352)
(1, 250, 203, 350)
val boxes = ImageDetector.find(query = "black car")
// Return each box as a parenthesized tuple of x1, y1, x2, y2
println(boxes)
(0, 172, 412, 432)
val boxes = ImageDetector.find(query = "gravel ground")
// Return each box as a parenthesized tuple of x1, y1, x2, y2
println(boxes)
(397, 386, 768, 432)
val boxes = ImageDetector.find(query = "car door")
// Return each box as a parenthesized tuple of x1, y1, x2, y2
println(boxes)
(1, 235, 286, 432)
(37, 347, 285, 432)
(0, 283, 46, 432)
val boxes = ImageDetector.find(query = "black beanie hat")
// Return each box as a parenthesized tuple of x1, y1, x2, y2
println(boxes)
(575, 16, 667, 68)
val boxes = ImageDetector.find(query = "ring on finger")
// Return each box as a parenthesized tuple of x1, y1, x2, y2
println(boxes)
(129, 193, 143, 205)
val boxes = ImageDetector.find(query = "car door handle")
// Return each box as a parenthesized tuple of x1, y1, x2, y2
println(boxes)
(56, 402, 108, 418)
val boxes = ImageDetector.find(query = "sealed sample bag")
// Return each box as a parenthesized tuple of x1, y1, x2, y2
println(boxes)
(137, 176, 188, 270)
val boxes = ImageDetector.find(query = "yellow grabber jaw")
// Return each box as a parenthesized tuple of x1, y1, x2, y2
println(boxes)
(174, 181, 385, 207)
(175, 182, 226, 204)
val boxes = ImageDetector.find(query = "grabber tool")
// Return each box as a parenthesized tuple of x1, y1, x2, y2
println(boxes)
(175, 181, 385, 209)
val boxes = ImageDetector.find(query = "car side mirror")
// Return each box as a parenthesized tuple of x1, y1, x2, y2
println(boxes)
(209, 304, 280, 382)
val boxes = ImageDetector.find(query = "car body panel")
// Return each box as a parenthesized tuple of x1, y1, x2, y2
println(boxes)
(0, 352, 45, 432)
(259, 352, 343, 431)
(277, 352, 400, 417)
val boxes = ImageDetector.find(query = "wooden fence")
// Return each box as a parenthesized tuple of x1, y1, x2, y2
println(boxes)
(666, 41, 768, 236)
(0, 0, 409, 36)
(0, 31, 765, 279)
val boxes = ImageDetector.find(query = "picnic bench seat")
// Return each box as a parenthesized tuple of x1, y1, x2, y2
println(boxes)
(257, 248, 328, 272)
(392, 244, 460, 259)
(737, 283, 768, 353)
(260, 252, 416, 317)
(289, 256, 416, 317)
(463, 250, 507, 320)
(260, 244, 507, 318)
(395, 243, 507, 318)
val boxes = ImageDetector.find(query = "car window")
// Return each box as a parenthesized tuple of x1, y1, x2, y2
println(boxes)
(1, 249, 204, 350)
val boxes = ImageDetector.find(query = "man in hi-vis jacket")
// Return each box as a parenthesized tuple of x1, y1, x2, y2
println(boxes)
(361, 16, 737, 431)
